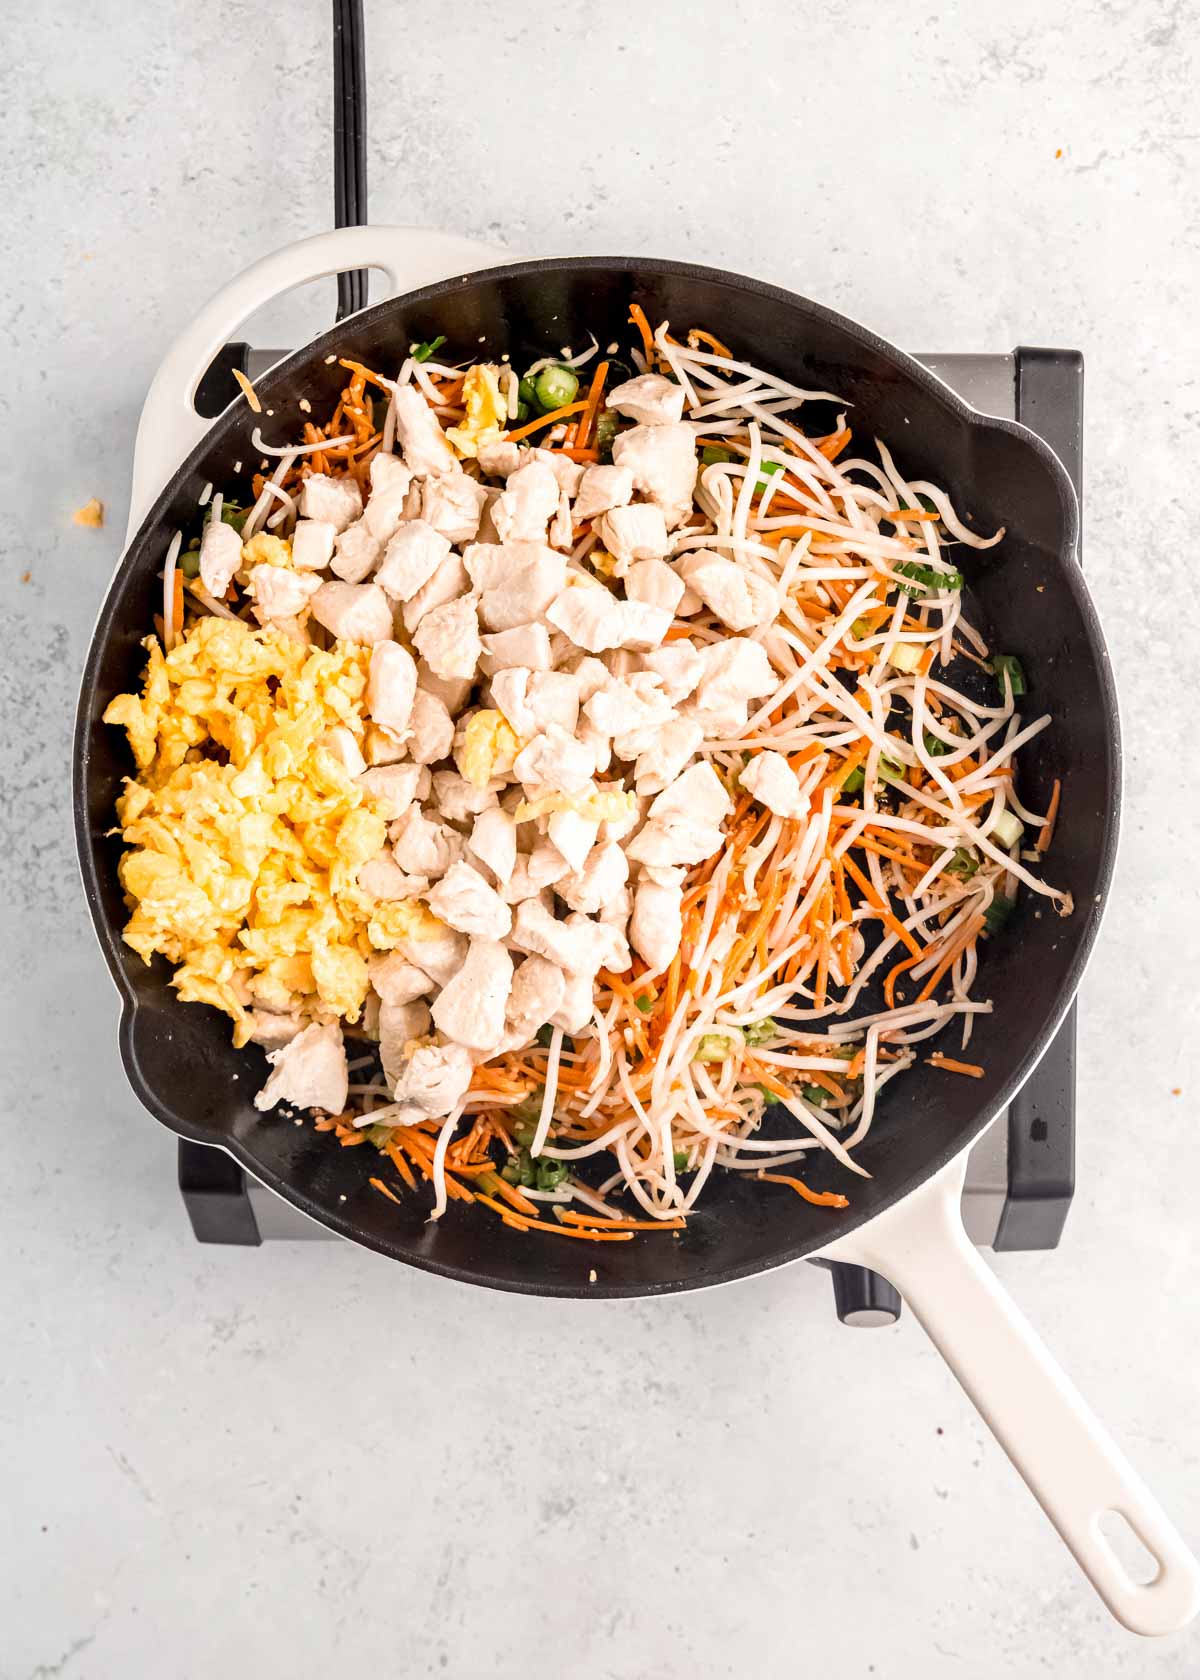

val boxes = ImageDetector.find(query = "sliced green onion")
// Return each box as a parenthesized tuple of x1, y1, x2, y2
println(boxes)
(219, 503, 248, 533)
(742, 1017, 778, 1047)
(180, 548, 201, 579)
(946, 846, 980, 879)
(510, 1088, 546, 1130)
(594, 411, 619, 462)
(801, 1085, 830, 1106)
(878, 754, 907, 786)
(635, 993, 654, 1014)
(895, 493, 938, 514)
(894, 560, 964, 597)
(366, 1123, 396, 1149)
(841, 766, 865, 794)
(988, 808, 1024, 849)
(531, 365, 579, 412)
(752, 1083, 777, 1102)
(755, 460, 784, 491)
(410, 335, 446, 363)
(922, 729, 952, 757)
(888, 642, 923, 673)
(983, 893, 1016, 935)
(673, 1150, 692, 1173)
(990, 654, 1027, 696)
(701, 445, 734, 466)
(694, 1032, 737, 1064)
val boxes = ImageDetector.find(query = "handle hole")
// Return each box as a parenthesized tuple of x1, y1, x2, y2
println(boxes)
(1097, 1509, 1161, 1587)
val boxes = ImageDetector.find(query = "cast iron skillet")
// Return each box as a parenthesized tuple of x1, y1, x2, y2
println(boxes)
(75, 251, 1117, 1293)
(75, 237, 1200, 1633)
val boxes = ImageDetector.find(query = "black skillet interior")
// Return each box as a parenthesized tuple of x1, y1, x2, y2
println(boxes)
(75, 258, 1120, 1296)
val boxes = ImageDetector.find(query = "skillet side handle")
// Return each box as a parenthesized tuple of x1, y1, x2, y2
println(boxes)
(822, 1157, 1200, 1637)
(126, 226, 511, 543)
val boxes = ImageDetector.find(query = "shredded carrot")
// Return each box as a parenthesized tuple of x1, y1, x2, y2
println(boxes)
(687, 326, 733, 358)
(558, 1211, 686, 1232)
(928, 1055, 985, 1078)
(232, 368, 262, 413)
(757, 1170, 849, 1210)
(574, 359, 609, 451)
(383, 1142, 417, 1192)
(503, 401, 588, 444)
(1037, 778, 1062, 854)
(628, 302, 655, 361)
(369, 1177, 402, 1204)
(474, 1194, 635, 1241)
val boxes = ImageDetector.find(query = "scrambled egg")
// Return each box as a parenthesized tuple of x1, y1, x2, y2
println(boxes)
(454, 709, 521, 788)
(103, 618, 447, 1046)
(446, 363, 506, 459)
(240, 531, 293, 570)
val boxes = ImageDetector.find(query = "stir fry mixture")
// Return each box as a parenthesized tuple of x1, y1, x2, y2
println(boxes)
(105, 309, 1067, 1240)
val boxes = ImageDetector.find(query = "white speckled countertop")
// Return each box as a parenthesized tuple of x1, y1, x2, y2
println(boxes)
(3, 1, 1199, 1674)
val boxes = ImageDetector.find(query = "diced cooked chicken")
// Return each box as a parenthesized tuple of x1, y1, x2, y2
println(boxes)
(401, 554, 470, 636)
(413, 593, 482, 681)
(619, 601, 673, 652)
(611, 423, 698, 528)
(505, 955, 566, 1041)
(290, 518, 336, 571)
(426, 860, 512, 939)
(624, 557, 685, 616)
(431, 938, 513, 1054)
(388, 1040, 474, 1114)
(531, 448, 585, 498)
(254, 1021, 348, 1114)
(367, 951, 434, 1006)
(362, 726, 407, 766)
(246, 1008, 305, 1050)
(607, 373, 687, 427)
(640, 638, 706, 703)
(247, 563, 322, 623)
(298, 473, 363, 533)
(547, 809, 598, 873)
(492, 460, 560, 544)
(358, 761, 425, 819)
(595, 503, 671, 571)
(488, 667, 534, 737)
(430, 769, 500, 823)
(479, 622, 553, 677)
(476, 439, 526, 478)
(573, 463, 634, 523)
(407, 688, 454, 764)
(509, 899, 614, 975)
(527, 671, 580, 733)
(367, 640, 417, 738)
(513, 725, 594, 795)
(679, 550, 778, 631)
(375, 519, 452, 602)
(198, 518, 243, 599)
(740, 750, 807, 818)
(330, 522, 382, 584)
(363, 458, 415, 545)
(682, 636, 777, 735)
(598, 881, 631, 941)
(358, 851, 427, 902)
(391, 806, 462, 878)
(625, 761, 733, 869)
(379, 998, 432, 1090)
(555, 839, 628, 914)
(650, 761, 732, 827)
(545, 581, 628, 652)
(321, 725, 367, 779)
(391, 919, 468, 990)
(310, 580, 394, 644)
(416, 658, 473, 716)
(421, 473, 488, 544)
(630, 872, 684, 970)
(392, 385, 459, 478)
(503, 841, 568, 903)
(550, 968, 594, 1034)
(633, 716, 704, 796)
(466, 806, 518, 885)
(464, 542, 566, 633)
(548, 488, 573, 552)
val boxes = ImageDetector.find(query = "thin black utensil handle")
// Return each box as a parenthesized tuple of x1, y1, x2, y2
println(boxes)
(333, 0, 369, 319)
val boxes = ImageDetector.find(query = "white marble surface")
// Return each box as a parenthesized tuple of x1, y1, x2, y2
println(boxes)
(3, 0, 1199, 1674)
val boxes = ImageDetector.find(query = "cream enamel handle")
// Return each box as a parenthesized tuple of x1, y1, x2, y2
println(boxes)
(125, 226, 512, 542)
(821, 1156, 1200, 1635)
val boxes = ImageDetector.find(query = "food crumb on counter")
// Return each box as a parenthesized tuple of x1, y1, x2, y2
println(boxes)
(73, 497, 104, 528)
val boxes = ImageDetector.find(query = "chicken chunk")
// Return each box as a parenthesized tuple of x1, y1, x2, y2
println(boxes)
(320, 725, 367, 779)
(402, 555, 471, 638)
(379, 999, 433, 1091)
(547, 809, 599, 874)
(430, 769, 500, 823)
(545, 581, 627, 652)
(358, 851, 427, 903)
(392, 385, 459, 478)
(413, 593, 482, 681)
(358, 761, 425, 819)
(595, 503, 671, 571)
(626, 762, 733, 869)
(465, 542, 567, 633)
(683, 636, 777, 735)
(254, 1022, 348, 1114)
(488, 667, 534, 737)
(573, 463, 634, 523)
(466, 806, 518, 885)
(607, 373, 687, 427)
(505, 955, 566, 1042)
(367, 951, 434, 1007)
(630, 873, 684, 970)
(503, 842, 569, 903)
(247, 563, 322, 622)
(633, 716, 704, 796)
(391, 806, 462, 878)
(679, 550, 778, 631)
(367, 641, 417, 739)
(740, 750, 808, 818)
(476, 439, 526, 478)
(492, 460, 560, 544)
(426, 860, 513, 939)
(310, 580, 394, 644)
(330, 522, 383, 584)
(640, 638, 706, 704)
(375, 519, 452, 602)
(391, 918, 469, 989)
(509, 899, 613, 975)
(363, 459, 415, 545)
(513, 725, 594, 795)
(408, 687, 454, 765)
(550, 969, 595, 1034)
(415, 658, 473, 716)
(198, 518, 243, 599)
(479, 622, 553, 677)
(290, 518, 336, 571)
(650, 761, 733, 827)
(298, 473, 363, 533)
(431, 938, 513, 1055)
(421, 473, 488, 544)
(388, 1040, 474, 1114)
(624, 557, 685, 616)
(531, 448, 585, 498)
(555, 839, 629, 914)
(611, 423, 698, 528)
